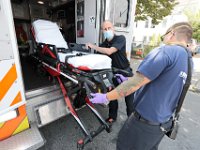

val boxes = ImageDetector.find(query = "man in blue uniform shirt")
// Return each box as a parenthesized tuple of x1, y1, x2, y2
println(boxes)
(89, 22, 193, 150)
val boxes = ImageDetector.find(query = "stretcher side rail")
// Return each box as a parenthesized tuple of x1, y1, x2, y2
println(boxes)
(68, 43, 92, 53)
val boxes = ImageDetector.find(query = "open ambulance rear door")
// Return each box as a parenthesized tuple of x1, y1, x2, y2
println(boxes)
(0, 0, 44, 149)
(75, 0, 137, 60)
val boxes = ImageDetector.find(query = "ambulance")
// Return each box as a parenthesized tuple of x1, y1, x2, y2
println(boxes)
(0, 0, 137, 149)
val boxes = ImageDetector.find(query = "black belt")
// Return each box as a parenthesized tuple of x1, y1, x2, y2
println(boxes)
(133, 111, 168, 126)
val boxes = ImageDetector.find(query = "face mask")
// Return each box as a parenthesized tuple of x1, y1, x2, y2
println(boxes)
(103, 30, 114, 41)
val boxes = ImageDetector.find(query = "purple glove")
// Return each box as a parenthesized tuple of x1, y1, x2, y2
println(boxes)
(115, 74, 128, 84)
(90, 93, 109, 104)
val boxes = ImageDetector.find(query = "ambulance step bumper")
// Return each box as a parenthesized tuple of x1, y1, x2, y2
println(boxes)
(0, 123, 44, 150)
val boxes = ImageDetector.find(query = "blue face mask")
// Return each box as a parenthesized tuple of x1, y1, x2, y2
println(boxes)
(103, 30, 114, 41)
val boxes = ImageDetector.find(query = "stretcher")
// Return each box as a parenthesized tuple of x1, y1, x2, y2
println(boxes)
(31, 19, 115, 149)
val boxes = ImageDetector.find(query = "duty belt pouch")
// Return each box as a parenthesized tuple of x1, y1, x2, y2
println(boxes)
(165, 118, 179, 140)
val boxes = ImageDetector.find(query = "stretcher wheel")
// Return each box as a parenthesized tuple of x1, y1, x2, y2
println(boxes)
(77, 139, 84, 150)
(105, 125, 112, 133)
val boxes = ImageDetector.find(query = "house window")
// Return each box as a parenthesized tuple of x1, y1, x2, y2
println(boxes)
(132, 36, 135, 42)
(145, 20, 149, 28)
(143, 36, 147, 43)
(114, 0, 129, 27)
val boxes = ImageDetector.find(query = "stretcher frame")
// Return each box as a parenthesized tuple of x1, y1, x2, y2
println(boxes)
(31, 27, 114, 149)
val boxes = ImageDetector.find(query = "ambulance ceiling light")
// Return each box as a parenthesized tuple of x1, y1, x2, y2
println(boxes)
(37, 1, 44, 5)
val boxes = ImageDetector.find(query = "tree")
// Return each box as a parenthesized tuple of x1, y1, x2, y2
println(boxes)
(184, 10, 200, 42)
(192, 23, 200, 42)
(149, 34, 161, 46)
(135, 0, 177, 24)
(143, 34, 161, 57)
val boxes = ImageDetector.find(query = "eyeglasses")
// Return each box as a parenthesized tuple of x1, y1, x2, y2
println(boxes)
(160, 30, 172, 41)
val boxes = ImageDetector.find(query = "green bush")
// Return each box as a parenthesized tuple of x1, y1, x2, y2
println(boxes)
(142, 34, 161, 57)
(143, 45, 158, 57)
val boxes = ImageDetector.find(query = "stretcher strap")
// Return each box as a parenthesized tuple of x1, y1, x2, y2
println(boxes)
(57, 63, 61, 73)
(31, 27, 36, 41)
(42, 45, 56, 59)
(56, 76, 92, 139)
(85, 97, 95, 109)
(56, 76, 77, 116)
(77, 66, 91, 71)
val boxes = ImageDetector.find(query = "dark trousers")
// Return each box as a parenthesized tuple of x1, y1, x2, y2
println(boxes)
(109, 67, 134, 120)
(108, 93, 134, 119)
(117, 113, 172, 150)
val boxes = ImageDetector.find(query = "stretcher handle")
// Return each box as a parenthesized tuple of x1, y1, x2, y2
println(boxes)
(68, 43, 91, 53)
(79, 77, 96, 89)
(112, 67, 132, 77)
(83, 82, 93, 99)
(86, 45, 92, 52)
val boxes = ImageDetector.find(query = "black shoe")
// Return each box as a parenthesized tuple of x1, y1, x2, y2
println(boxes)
(106, 117, 116, 125)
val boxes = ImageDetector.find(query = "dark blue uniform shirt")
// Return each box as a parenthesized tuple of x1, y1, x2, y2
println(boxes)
(134, 45, 192, 123)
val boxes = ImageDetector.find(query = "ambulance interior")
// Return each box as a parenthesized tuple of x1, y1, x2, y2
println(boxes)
(11, 0, 77, 91)
(0, 1, 131, 147)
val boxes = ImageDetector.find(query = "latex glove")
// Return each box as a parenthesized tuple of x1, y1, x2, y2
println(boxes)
(115, 74, 128, 84)
(90, 93, 109, 104)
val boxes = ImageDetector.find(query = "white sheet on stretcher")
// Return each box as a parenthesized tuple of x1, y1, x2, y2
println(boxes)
(33, 19, 111, 70)
(58, 53, 112, 70)
(32, 19, 68, 49)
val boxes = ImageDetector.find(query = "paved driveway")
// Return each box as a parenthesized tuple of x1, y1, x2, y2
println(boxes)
(39, 58, 200, 150)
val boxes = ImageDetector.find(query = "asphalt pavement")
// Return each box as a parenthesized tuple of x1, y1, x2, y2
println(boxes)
(38, 57, 200, 150)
